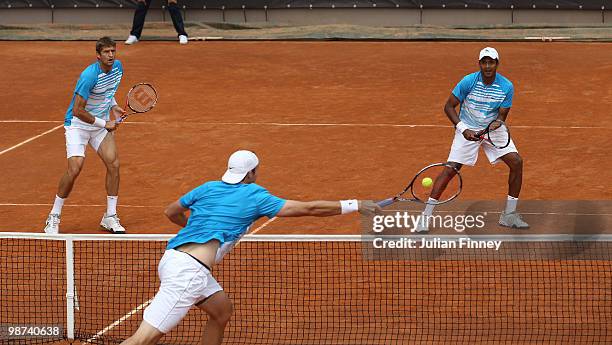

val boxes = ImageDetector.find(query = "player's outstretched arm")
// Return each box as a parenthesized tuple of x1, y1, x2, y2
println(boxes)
(276, 200, 380, 218)
(164, 200, 189, 227)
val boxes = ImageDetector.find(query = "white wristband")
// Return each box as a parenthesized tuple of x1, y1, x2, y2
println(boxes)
(340, 199, 359, 214)
(455, 121, 469, 134)
(93, 117, 107, 128)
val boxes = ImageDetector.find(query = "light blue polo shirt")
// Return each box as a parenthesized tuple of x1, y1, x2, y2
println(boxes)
(452, 71, 514, 129)
(166, 181, 286, 250)
(65, 60, 123, 128)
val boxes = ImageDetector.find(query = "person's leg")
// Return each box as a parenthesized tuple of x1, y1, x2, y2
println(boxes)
(44, 156, 85, 233)
(483, 141, 528, 228)
(94, 130, 125, 233)
(57, 156, 86, 199)
(500, 152, 523, 200)
(416, 128, 478, 232)
(167, 0, 188, 40)
(129, 0, 152, 39)
(429, 162, 463, 202)
(45, 128, 88, 233)
(119, 321, 164, 345)
(496, 152, 528, 227)
(196, 291, 233, 345)
(95, 131, 120, 200)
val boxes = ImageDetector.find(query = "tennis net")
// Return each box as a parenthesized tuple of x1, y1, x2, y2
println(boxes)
(1, 233, 611, 345)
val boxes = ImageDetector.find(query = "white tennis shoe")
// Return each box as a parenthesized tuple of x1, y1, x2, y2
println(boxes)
(179, 35, 188, 45)
(100, 213, 126, 233)
(44, 213, 61, 234)
(125, 35, 138, 45)
(499, 211, 529, 229)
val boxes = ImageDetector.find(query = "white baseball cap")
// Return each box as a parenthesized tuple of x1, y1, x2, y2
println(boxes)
(479, 47, 499, 61)
(221, 150, 259, 184)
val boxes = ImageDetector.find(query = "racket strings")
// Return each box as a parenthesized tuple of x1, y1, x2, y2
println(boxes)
(128, 84, 157, 113)
(411, 165, 461, 204)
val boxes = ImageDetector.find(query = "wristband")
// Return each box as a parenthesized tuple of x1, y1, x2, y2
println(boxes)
(455, 121, 469, 134)
(93, 117, 107, 128)
(340, 199, 359, 214)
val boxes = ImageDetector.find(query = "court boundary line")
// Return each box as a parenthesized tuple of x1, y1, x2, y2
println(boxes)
(81, 298, 153, 344)
(1, 203, 609, 217)
(0, 120, 609, 130)
(0, 124, 63, 156)
(251, 217, 277, 234)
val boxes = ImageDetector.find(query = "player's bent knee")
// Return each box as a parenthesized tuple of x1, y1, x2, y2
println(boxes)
(67, 160, 84, 179)
(505, 154, 523, 171)
(108, 158, 120, 171)
(212, 302, 233, 325)
(207, 297, 233, 325)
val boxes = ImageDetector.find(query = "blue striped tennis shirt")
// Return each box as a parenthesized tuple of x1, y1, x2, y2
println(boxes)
(64, 60, 123, 128)
(452, 71, 514, 129)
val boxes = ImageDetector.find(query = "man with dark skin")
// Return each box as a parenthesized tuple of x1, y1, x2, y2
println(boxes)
(416, 47, 528, 231)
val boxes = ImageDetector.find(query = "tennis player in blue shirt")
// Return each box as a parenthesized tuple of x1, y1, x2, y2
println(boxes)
(44, 37, 127, 234)
(418, 47, 528, 231)
(119, 150, 380, 345)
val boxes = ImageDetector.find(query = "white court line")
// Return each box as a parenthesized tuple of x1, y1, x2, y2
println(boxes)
(0, 120, 60, 123)
(251, 217, 277, 234)
(0, 120, 609, 130)
(2, 203, 610, 217)
(81, 298, 153, 344)
(0, 124, 63, 156)
(0, 203, 160, 208)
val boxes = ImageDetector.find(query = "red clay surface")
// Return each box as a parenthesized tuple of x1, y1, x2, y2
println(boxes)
(1, 40, 611, 344)
(1, 41, 611, 234)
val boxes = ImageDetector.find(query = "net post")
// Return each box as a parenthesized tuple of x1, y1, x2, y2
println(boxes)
(65, 237, 75, 341)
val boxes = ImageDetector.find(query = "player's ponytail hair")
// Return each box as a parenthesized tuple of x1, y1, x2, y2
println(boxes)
(96, 37, 116, 53)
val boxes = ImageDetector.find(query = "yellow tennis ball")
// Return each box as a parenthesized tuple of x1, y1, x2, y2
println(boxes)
(422, 177, 433, 188)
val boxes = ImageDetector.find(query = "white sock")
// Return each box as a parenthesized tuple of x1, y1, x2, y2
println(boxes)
(423, 197, 438, 216)
(51, 195, 65, 215)
(107, 196, 118, 216)
(506, 195, 518, 214)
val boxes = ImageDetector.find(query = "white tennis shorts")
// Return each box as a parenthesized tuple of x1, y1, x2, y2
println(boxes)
(64, 126, 109, 158)
(447, 128, 518, 166)
(143, 249, 223, 334)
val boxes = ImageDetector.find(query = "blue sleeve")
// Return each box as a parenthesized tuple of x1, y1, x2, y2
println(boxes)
(452, 74, 476, 102)
(179, 185, 206, 208)
(74, 68, 97, 100)
(500, 83, 514, 108)
(256, 188, 286, 218)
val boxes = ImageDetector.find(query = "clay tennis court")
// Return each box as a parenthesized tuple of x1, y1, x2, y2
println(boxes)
(1, 41, 611, 344)
(1, 41, 611, 234)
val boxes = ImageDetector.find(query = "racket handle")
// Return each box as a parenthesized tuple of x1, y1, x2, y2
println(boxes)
(377, 198, 394, 207)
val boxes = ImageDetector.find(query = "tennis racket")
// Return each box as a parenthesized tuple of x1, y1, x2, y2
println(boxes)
(377, 163, 462, 207)
(117, 83, 158, 123)
(476, 119, 511, 149)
